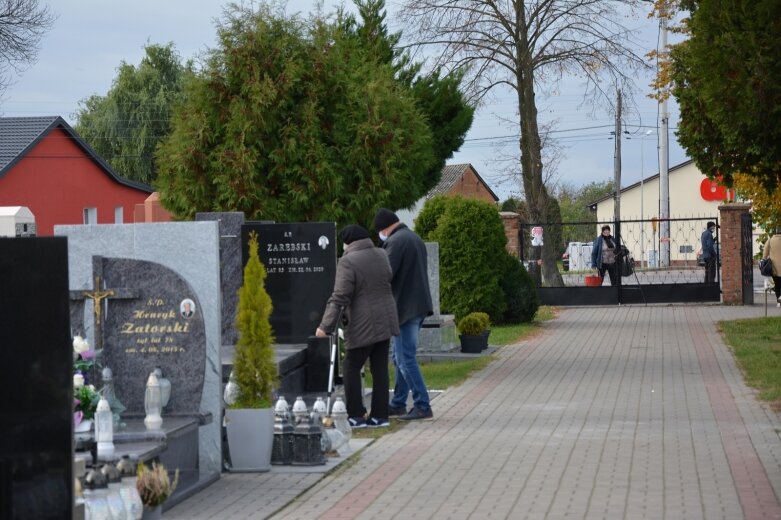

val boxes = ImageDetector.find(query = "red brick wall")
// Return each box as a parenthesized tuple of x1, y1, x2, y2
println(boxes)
(447, 167, 497, 203)
(718, 203, 752, 304)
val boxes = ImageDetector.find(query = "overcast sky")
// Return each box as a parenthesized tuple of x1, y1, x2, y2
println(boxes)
(1, 0, 689, 202)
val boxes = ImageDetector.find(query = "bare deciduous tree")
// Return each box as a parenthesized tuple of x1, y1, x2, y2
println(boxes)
(398, 0, 648, 286)
(0, 0, 56, 94)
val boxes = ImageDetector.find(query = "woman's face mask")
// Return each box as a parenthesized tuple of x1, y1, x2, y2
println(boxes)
(379, 231, 388, 242)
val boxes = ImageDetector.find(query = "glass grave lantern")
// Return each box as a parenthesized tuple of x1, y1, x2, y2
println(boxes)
(143, 372, 163, 430)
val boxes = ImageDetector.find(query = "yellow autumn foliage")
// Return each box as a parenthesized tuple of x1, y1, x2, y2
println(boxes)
(734, 173, 781, 249)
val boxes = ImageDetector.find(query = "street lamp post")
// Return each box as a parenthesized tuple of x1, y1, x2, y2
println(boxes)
(640, 129, 653, 266)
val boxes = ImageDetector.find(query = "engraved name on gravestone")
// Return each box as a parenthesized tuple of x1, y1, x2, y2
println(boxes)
(100, 257, 206, 415)
(242, 222, 336, 344)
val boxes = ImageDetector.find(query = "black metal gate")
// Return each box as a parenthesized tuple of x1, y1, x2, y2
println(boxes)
(741, 213, 754, 305)
(519, 218, 722, 306)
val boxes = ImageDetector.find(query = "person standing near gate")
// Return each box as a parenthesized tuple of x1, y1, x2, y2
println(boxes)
(591, 225, 619, 286)
(373, 208, 434, 421)
(701, 221, 718, 283)
(762, 229, 781, 307)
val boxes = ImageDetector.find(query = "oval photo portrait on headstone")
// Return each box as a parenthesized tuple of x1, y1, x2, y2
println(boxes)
(180, 298, 196, 318)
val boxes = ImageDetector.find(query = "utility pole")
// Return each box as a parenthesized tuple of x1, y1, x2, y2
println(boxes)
(658, 12, 671, 268)
(614, 90, 622, 225)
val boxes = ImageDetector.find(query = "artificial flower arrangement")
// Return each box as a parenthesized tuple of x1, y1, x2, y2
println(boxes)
(73, 379, 99, 426)
(72, 335, 100, 428)
(73, 335, 97, 376)
(136, 462, 179, 508)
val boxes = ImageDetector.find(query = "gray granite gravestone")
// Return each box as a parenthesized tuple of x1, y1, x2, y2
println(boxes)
(195, 212, 245, 347)
(54, 223, 222, 482)
(242, 222, 337, 344)
(419, 242, 457, 353)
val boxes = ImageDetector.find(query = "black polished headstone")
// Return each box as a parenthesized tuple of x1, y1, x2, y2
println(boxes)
(0, 237, 73, 520)
(100, 257, 206, 415)
(242, 222, 336, 344)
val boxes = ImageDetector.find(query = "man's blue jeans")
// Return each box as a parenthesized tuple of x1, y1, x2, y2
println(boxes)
(390, 315, 430, 412)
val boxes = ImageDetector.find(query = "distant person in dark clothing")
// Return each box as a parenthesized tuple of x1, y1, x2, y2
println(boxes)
(316, 224, 399, 428)
(591, 225, 619, 286)
(373, 208, 434, 422)
(701, 221, 718, 283)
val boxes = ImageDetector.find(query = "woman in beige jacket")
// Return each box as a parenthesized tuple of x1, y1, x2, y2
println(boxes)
(763, 229, 781, 306)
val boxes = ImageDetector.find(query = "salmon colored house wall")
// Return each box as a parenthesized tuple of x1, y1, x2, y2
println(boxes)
(0, 128, 151, 235)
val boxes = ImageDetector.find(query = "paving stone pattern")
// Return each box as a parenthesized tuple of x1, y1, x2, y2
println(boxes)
(168, 304, 781, 520)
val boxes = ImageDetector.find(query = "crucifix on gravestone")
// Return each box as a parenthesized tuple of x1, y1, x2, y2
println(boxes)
(83, 276, 113, 349)
(70, 256, 139, 353)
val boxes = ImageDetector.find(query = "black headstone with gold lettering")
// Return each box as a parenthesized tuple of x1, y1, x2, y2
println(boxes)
(242, 222, 337, 344)
(0, 237, 73, 519)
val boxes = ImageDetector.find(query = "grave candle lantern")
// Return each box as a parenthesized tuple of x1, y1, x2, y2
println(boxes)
(271, 396, 294, 465)
(153, 368, 171, 409)
(95, 397, 114, 459)
(116, 455, 143, 519)
(291, 397, 325, 466)
(143, 372, 163, 430)
(331, 397, 352, 456)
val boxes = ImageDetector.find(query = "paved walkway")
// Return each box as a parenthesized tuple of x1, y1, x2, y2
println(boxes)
(167, 304, 781, 519)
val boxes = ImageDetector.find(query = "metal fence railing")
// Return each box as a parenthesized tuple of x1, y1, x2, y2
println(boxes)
(519, 217, 720, 288)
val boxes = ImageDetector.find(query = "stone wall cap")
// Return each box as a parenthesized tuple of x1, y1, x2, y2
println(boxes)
(718, 202, 752, 211)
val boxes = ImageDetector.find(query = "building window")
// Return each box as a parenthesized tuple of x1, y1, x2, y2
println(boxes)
(114, 207, 124, 224)
(83, 208, 97, 225)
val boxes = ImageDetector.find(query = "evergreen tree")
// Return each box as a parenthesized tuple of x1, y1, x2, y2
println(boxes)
(350, 0, 474, 198)
(75, 43, 192, 184)
(431, 197, 508, 321)
(155, 4, 435, 227)
(233, 231, 277, 409)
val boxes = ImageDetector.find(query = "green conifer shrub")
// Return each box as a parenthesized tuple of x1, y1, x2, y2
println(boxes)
(232, 231, 277, 409)
(457, 312, 490, 335)
(414, 194, 449, 239)
(499, 252, 539, 324)
(432, 197, 507, 322)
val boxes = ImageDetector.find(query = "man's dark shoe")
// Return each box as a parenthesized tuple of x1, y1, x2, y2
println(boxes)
(388, 405, 407, 417)
(398, 407, 433, 421)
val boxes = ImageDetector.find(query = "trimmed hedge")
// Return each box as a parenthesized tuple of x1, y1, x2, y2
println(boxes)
(499, 252, 539, 324)
(414, 194, 450, 239)
(431, 197, 507, 322)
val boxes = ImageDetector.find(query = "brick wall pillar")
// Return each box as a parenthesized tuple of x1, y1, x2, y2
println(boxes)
(718, 203, 752, 305)
(501, 212, 520, 257)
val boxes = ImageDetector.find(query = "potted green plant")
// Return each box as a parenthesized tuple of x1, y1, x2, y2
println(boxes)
(457, 312, 491, 353)
(225, 231, 278, 472)
(136, 462, 179, 519)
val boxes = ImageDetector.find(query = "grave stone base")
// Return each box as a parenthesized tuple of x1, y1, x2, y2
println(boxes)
(75, 415, 219, 511)
(418, 315, 457, 353)
(221, 343, 309, 396)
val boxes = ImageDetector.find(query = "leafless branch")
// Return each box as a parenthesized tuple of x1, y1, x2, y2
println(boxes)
(0, 0, 57, 92)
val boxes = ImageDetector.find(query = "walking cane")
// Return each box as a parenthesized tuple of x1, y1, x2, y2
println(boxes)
(325, 306, 344, 415)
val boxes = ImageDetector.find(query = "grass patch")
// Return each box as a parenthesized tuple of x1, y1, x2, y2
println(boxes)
(490, 306, 556, 346)
(721, 317, 781, 410)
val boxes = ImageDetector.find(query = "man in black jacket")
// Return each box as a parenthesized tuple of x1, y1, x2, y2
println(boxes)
(374, 208, 434, 421)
